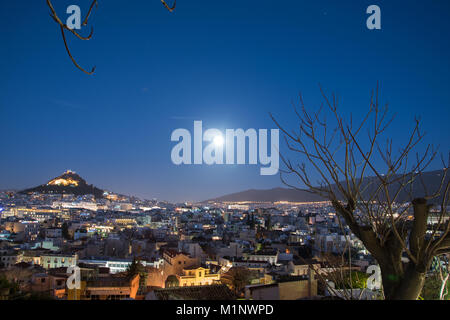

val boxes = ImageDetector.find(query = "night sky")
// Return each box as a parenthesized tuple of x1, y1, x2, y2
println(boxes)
(1, 0, 449, 202)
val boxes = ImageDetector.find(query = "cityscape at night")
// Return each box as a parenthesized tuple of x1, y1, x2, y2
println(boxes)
(0, 0, 449, 314)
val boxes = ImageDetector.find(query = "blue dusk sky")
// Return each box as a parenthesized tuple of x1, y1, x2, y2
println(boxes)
(0, 0, 449, 202)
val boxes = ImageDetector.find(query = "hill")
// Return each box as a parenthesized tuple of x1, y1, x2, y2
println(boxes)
(19, 170, 104, 198)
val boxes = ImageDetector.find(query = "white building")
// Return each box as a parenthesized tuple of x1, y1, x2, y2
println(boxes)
(78, 258, 163, 274)
(40, 254, 78, 269)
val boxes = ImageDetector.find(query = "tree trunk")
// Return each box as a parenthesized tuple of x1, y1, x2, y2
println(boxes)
(381, 264, 426, 300)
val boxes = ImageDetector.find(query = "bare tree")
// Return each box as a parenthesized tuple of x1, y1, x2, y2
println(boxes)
(299, 213, 379, 300)
(313, 221, 375, 300)
(433, 254, 449, 300)
(46, 0, 176, 75)
(220, 267, 253, 297)
(308, 253, 372, 300)
(270, 84, 450, 300)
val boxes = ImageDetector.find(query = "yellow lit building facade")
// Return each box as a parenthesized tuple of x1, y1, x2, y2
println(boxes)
(177, 267, 220, 287)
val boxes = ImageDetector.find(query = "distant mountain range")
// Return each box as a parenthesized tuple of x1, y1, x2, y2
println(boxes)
(206, 188, 326, 203)
(206, 170, 449, 204)
(19, 170, 104, 198)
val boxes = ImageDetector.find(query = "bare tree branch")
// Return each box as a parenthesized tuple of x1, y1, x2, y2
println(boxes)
(47, 0, 177, 74)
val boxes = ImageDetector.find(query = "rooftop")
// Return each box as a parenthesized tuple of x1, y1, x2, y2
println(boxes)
(150, 285, 236, 300)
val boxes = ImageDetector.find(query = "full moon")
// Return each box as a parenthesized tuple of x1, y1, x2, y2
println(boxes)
(213, 134, 224, 147)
